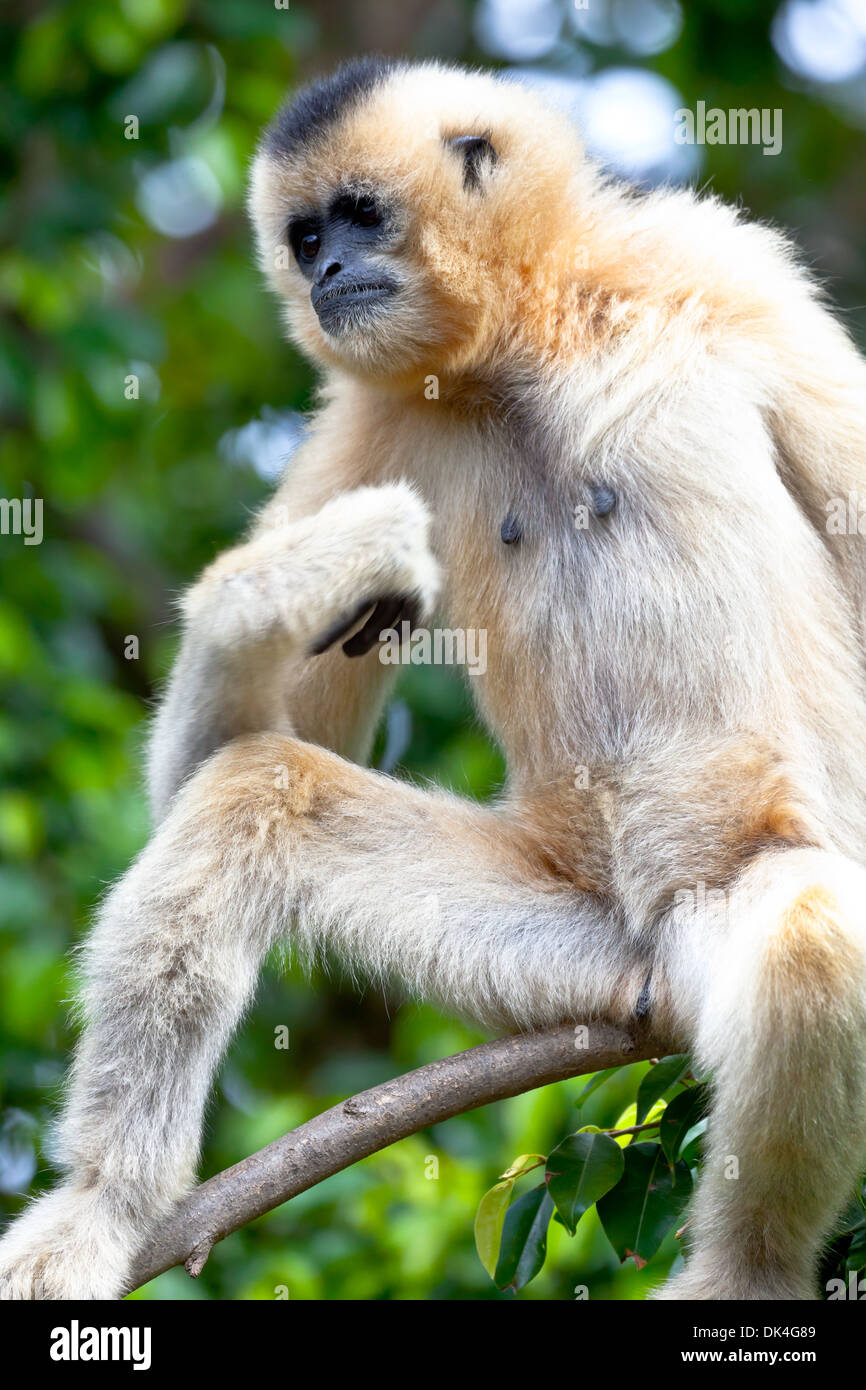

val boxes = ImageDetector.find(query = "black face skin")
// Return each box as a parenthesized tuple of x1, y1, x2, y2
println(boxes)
(288, 190, 398, 333)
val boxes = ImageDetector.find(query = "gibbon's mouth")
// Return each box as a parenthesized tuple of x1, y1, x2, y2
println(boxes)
(313, 279, 397, 329)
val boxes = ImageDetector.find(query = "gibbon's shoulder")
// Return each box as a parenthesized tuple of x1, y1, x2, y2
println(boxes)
(590, 180, 822, 332)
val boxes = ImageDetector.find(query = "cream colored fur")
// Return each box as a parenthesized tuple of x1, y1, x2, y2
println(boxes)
(2, 61, 866, 1301)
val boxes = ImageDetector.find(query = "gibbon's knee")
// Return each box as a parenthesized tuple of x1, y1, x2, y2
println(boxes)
(697, 849, 866, 1123)
(78, 734, 347, 1015)
(703, 851, 866, 1030)
(762, 883, 866, 1029)
(124, 730, 381, 964)
(171, 732, 359, 847)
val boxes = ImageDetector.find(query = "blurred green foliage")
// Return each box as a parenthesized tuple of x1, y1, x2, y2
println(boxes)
(1, 0, 864, 1300)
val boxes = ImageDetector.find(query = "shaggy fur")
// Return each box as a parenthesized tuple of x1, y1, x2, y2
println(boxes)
(2, 61, 866, 1301)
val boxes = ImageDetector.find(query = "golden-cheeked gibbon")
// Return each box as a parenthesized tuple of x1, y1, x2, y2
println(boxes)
(2, 58, 866, 1302)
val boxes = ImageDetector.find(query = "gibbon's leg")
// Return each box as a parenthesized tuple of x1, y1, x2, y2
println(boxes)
(658, 848, 866, 1300)
(147, 480, 438, 822)
(0, 734, 646, 1300)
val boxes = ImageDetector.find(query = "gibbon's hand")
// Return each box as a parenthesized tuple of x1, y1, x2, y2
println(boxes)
(181, 482, 440, 660)
(309, 592, 423, 657)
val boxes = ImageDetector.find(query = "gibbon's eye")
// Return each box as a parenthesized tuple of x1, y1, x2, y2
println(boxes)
(287, 217, 322, 266)
(353, 197, 381, 228)
(300, 232, 321, 261)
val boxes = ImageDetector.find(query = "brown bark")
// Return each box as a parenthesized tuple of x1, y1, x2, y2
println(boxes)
(129, 1021, 661, 1292)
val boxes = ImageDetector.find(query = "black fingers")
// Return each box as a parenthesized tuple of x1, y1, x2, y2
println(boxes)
(342, 592, 424, 656)
(309, 594, 423, 659)
(341, 595, 404, 657)
(308, 598, 375, 656)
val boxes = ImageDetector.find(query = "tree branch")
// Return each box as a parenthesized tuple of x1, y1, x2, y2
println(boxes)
(129, 1021, 663, 1292)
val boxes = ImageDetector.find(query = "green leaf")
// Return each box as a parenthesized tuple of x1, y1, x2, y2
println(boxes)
(660, 1082, 710, 1162)
(596, 1142, 693, 1267)
(611, 1098, 666, 1147)
(546, 1129, 625, 1234)
(846, 1226, 866, 1275)
(635, 1054, 691, 1124)
(679, 1120, 708, 1167)
(474, 1153, 546, 1276)
(475, 1181, 515, 1277)
(493, 1184, 555, 1292)
(574, 1066, 623, 1109)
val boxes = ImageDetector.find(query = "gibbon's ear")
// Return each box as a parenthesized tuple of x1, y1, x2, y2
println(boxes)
(445, 134, 498, 191)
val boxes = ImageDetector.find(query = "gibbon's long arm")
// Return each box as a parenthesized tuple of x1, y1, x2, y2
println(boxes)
(708, 211, 866, 629)
(767, 299, 866, 636)
(146, 433, 438, 822)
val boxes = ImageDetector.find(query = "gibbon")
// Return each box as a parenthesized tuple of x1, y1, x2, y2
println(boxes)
(3, 57, 866, 1302)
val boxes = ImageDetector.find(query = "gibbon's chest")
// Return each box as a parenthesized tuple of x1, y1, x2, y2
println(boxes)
(418, 431, 644, 768)
(405, 408, 800, 771)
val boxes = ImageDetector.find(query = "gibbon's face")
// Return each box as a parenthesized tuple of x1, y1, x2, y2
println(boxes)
(248, 59, 584, 383)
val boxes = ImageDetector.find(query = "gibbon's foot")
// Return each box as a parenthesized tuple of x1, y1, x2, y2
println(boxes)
(183, 482, 440, 658)
(0, 1186, 134, 1300)
(651, 1259, 817, 1301)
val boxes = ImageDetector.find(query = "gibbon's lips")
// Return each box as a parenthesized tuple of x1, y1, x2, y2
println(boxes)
(312, 278, 397, 328)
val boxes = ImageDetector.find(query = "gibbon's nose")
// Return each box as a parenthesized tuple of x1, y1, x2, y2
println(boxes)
(315, 259, 342, 286)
